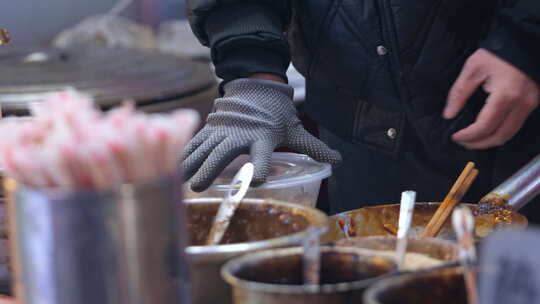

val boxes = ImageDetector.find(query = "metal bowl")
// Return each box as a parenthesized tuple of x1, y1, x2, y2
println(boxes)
(363, 268, 465, 304)
(336, 236, 459, 271)
(184, 198, 328, 304)
(222, 246, 397, 304)
(324, 203, 527, 242)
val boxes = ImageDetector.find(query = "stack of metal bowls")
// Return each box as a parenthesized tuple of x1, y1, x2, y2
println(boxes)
(184, 198, 328, 304)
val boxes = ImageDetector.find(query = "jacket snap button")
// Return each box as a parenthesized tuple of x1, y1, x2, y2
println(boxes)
(377, 45, 388, 56)
(387, 128, 397, 139)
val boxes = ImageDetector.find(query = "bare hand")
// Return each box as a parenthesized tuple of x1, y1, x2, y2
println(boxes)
(444, 49, 539, 149)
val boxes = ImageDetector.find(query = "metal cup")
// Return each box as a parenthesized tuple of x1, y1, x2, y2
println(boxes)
(184, 198, 329, 304)
(222, 246, 397, 304)
(6, 174, 190, 304)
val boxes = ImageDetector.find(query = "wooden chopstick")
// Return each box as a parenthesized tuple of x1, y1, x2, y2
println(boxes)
(422, 162, 479, 238)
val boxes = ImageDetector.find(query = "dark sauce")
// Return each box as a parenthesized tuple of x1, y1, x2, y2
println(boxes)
(234, 252, 393, 285)
(187, 203, 309, 246)
(376, 272, 466, 304)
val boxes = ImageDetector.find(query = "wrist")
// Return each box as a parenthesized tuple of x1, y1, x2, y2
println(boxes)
(224, 78, 294, 100)
(250, 73, 287, 84)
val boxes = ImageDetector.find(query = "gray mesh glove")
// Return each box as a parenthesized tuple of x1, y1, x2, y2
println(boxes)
(182, 78, 342, 192)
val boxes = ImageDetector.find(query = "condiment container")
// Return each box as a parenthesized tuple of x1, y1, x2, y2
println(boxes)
(185, 153, 332, 207)
(325, 203, 527, 242)
(222, 246, 396, 304)
(184, 198, 328, 304)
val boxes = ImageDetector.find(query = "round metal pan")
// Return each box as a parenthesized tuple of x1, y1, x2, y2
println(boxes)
(323, 202, 527, 242)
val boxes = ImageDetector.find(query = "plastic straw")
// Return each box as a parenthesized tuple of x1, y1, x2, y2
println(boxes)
(0, 89, 199, 192)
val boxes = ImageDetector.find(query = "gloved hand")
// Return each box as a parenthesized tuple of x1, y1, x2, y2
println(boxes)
(182, 78, 342, 192)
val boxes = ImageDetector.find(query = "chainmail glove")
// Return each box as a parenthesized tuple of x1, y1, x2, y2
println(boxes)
(182, 78, 342, 192)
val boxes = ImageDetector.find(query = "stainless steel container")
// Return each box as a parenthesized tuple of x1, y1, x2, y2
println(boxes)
(363, 268, 465, 304)
(184, 198, 328, 304)
(222, 246, 396, 304)
(324, 202, 527, 242)
(7, 175, 190, 304)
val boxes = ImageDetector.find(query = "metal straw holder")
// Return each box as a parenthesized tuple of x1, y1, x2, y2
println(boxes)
(5, 174, 190, 304)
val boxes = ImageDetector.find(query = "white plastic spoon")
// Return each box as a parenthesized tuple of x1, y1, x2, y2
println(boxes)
(206, 162, 254, 246)
(396, 191, 416, 270)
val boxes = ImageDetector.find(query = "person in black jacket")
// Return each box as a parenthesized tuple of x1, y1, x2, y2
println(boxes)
(182, 0, 540, 220)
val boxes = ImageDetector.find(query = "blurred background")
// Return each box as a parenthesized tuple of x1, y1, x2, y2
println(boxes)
(0, 0, 305, 113)
(0, 0, 186, 45)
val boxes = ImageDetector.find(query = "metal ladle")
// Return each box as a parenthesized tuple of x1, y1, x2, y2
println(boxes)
(206, 162, 254, 246)
(480, 154, 540, 211)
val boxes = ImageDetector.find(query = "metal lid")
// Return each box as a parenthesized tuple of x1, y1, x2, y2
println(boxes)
(207, 153, 332, 190)
(0, 46, 215, 114)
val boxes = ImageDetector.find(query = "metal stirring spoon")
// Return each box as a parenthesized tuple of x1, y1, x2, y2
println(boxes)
(206, 163, 254, 246)
(396, 191, 416, 270)
(453, 205, 478, 304)
(302, 226, 327, 291)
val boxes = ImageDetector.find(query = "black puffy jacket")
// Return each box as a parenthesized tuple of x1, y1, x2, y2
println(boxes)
(187, 0, 540, 157)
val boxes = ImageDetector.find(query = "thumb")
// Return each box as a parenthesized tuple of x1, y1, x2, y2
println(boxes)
(286, 126, 342, 166)
(249, 140, 274, 187)
(445, 55, 487, 119)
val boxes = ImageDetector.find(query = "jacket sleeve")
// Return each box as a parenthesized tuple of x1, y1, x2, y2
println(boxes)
(480, 0, 540, 83)
(187, 0, 292, 83)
